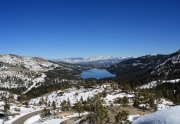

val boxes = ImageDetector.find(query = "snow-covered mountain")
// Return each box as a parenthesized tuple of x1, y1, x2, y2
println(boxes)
(0, 54, 59, 71)
(108, 50, 180, 81)
(55, 56, 132, 66)
(0, 54, 80, 92)
(151, 50, 180, 77)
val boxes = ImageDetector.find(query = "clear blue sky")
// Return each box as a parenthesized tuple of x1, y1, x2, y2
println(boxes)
(0, 0, 180, 59)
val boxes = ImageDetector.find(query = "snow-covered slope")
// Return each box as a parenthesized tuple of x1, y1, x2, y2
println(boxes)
(133, 105, 180, 124)
(55, 56, 132, 65)
(108, 54, 170, 80)
(0, 54, 59, 71)
(29, 84, 134, 106)
(140, 79, 180, 89)
(150, 50, 180, 78)
(0, 54, 58, 90)
(108, 50, 180, 86)
(0, 54, 80, 92)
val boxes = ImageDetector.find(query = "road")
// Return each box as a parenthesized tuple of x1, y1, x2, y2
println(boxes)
(12, 110, 42, 124)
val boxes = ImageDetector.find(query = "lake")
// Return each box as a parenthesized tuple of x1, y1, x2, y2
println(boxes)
(80, 68, 115, 79)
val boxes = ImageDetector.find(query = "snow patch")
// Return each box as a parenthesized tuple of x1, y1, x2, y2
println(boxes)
(132, 106, 180, 124)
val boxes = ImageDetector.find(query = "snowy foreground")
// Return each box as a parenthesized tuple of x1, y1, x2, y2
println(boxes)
(0, 84, 178, 124)
(23, 106, 180, 124)
(132, 105, 180, 124)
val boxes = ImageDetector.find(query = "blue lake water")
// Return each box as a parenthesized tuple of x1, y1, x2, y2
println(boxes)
(80, 68, 115, 79)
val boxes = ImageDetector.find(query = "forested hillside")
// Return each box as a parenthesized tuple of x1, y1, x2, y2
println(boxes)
(108, 50, 180, 86)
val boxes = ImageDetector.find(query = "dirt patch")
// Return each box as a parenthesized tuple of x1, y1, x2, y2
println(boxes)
(107, 105, 155, 123)
(59, 105, 155, 124)
(60, 117, 79, 124)
(55, 111, 75, 118)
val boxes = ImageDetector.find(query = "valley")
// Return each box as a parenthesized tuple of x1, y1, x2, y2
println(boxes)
(1, 0, 179, 123)
(0, 50, 180, 124)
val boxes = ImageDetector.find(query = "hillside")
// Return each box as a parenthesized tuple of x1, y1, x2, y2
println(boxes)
(107, 50, 180, 104)
(108, 54, 169, 80)
(0, 54, 81, 94)
(0, 54, 59, 71)
(108, 50, 180, 84)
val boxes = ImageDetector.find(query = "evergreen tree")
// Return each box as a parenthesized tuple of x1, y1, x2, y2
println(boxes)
(67, 98, 71, 111)
(41, 97, 44, 104)
(41, 108, 51, 118)
(115, 110, 130, 124)
(18, 89, 25, 103)
(39, 100, 42, 106)
(80, 96, 84, 103)
(4, 98, 10, 119)
(148, 96, 155, 107)
(123, 96, 129, 106)
(52, 101, 56, 110)
(87, 94, 109, 124)
(60, 100, 66, 111)
(24, 101, 29, 107)
(133, 99, 139, 108)
(48, 101, 51, 107)
(74, 101, 83, 117)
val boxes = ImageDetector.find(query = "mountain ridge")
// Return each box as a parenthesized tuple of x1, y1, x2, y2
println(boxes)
(108, 49, 180, 86)
(54, 56, 133, 66)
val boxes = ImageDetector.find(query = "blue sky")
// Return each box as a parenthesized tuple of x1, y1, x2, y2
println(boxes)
(0, 0, 180, 59)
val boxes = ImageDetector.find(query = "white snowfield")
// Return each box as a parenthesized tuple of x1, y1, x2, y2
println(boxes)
(24, 114, 41, 124)
(132, 105, 180, 124)
(0, 54, 59, 71)
(0, 71, 47, 90)
(30, 85, 107, 105)
(140, 79, 180, 89)
(23, 73, 46, 93)
(156, 98, 173, 110)
(29, 85, 134, 106)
